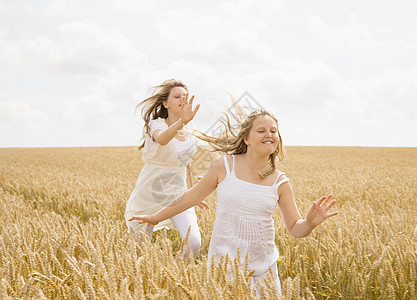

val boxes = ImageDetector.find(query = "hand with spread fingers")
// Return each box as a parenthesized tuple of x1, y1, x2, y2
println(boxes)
(305, 194, 339, 228)
(129, 201, 209, 225)
(128, 214, 158, 225)
(180, 93, 200, 125)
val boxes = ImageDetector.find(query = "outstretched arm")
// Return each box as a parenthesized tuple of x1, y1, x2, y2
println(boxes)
(278, 180, 338, 238)
(129, 157, 223, 225)
(186, 164, 193, 189)
(186, 163, 208, 210)
(152, 120, 183, 145)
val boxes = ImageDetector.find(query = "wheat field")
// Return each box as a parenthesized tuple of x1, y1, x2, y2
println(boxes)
(0, 146, 416, 299)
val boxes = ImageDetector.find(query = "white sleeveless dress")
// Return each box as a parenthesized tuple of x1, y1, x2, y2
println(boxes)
(125, 118, 197, 235)
(208, 155, 289, 294)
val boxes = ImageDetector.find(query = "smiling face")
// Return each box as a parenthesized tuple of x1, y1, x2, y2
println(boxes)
(163, 86, 187, 115)
(244, 115, 279, 156)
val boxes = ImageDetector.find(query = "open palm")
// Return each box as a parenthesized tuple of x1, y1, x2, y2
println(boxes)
(180, 93, 200, 125)
(306, 194, 338, 228)
(128, 214, 158, 225)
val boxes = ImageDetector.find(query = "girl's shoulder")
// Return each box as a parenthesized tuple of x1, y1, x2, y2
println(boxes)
(148, 117, 167, 132)
(221, 154, 235, 168)
(273, 169, 289, 188)
(150, 117, 167, 125)
(210, 155, 230, 173)
(146, 118, 168, 142)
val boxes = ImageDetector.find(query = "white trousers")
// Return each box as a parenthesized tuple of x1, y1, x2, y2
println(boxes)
(145, 207, 201, 257)
(252, 262, 282, 298)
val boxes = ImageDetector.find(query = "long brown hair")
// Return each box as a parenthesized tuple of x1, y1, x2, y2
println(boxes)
(195, 100, 284, 178)
(137, 79, 188, 150)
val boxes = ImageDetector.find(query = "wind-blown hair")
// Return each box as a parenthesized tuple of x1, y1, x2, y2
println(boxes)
(136, 79, 188, 150)
(195, 99, 284, 179)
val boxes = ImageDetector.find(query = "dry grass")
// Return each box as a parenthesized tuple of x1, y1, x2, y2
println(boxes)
(0, 146, 416, 299)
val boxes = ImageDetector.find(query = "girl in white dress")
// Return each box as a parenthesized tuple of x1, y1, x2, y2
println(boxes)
(128, 108, 338, 296)
(124, 79, 207, 257)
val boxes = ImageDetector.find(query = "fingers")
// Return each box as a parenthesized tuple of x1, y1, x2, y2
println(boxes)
(180, 94, 199, 123)
(326, 211, 339, 218)
(316, 196, 326, 206)
(182, 93, 191, 105)
(317, 194, 332, 205)
(201, 201, 209, 210)
(192, 104, 200, 116)
(195, 200, 209, 210)
(197, 203, 207, 210)
(314, 194, 337, 214)
(314, 195, 333, 210)
(128, 215, 141, 221)
(128, 215, 147, 224)
(325, 199, 337, 211)
(319, 195, 338, 218)
(196, 200, 209, 210)
(182, 94, 196, 106)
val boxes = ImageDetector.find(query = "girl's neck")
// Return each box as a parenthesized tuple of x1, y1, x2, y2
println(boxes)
(241, 151, 270, 172)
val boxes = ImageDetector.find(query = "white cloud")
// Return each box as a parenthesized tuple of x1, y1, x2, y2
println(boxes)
(0, 1, 33, 14)
(0, 34, 60, 67)
(0, 22, 148, 76)
(306, 15, 377, 50)
(0, 100, 48, 130)
(55, 22, 148, 75)
(304, 14, 417, 78)
(0, 0, 416, 147)
(40, 0, 156, 18)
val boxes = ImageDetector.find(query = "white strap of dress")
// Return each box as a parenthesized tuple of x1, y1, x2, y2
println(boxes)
(273, 172, 289, 187)
(276, 178, 289, 187)
(222, 155, 230, 175)
(231, 155, 236, 173)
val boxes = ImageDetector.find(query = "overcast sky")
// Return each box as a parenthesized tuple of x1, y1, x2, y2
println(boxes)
(1, 0, 416, 148)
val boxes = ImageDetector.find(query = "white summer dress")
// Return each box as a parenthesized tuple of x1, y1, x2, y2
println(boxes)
(208, 155, 289, 295)
(125, 118, 197, 236)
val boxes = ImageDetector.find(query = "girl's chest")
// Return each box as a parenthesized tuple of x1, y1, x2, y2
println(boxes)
(218, 179, 278, 215)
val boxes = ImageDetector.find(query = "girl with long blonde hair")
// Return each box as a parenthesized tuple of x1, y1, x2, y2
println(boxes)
(125, 79, 207, 257)
(129, 101, 338, 296)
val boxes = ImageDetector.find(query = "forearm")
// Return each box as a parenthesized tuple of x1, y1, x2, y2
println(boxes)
(186, 177, 193, 189)
(288, 218, 315, 238)
(186, 165, 193, 189)
(156, 119, 183, 145)
(154, 189, 200, 223)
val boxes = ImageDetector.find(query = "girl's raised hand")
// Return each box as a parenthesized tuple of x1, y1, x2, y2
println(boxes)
(305, 194, 338, 228)
(128, 214, 159, 225)
(180, 93, 200, 125)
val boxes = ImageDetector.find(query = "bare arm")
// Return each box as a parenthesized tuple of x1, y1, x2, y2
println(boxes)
(152, 120, 184, 145)
(186, 164, 193, 189)
(278, 179, 338, 238)
(129, 158, 223, 225)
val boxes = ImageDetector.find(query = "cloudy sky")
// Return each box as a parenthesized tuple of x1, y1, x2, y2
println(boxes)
(1, 0, 416, 148)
